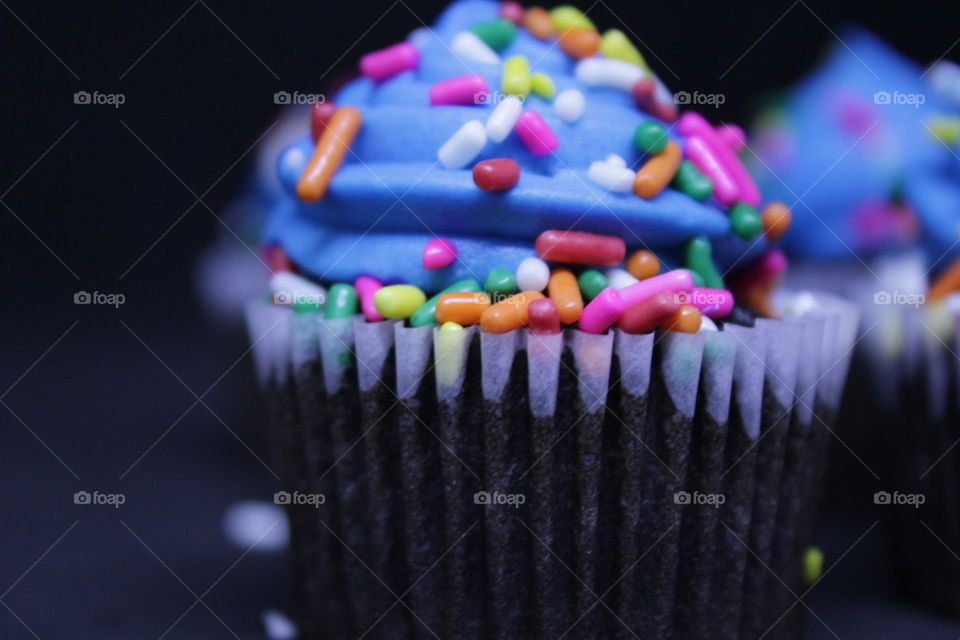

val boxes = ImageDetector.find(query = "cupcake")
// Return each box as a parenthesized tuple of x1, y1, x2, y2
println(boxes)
(749, 29, 960, 615)
(245, 1, 858, 638)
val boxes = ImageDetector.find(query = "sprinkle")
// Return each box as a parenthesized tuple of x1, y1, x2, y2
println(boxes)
(699, 315, 719, 331)
(578, 287, 626, 334)
(473, 158, 521, 191)
(325, 283, 358, 319)
(633, 121, 669, 154)
(606, 154, 627, 167)
(717, 123, 746, 151)
(410, 279, 481, 327)
(485, 95, 523, 142)
(600, 29, 648, 71)
(619, 270, 694, 308)
(633, 140, 682, 199)
(575, 58, 645, 91)
(484, 268, 518, 298)
(499, 1, 525, 24)
(929, 254, 960, 301)
(471, 18, 516, 52)
(310, 102, 337, 142)
(422, 238, 457, 269)
(728, 249, 787, 317)
(730, 203, 763, 240)
(558, 27, 601, 59)
(617, 291, 680, 334)
(625, 250, 660, 280)
(436, 322, 469, 385)
(359, 42, 419, 82)
(535, 229, 626, 266)
(588, 158, 635, 192)
(660, 305, 701, 333)
(679, 112, 761, 206)
(553, 89, 586, 122)
(515, 110, 558, 155)
(516, 256, 550, 291)
(549, 5, 595, 31)
(440, 321, 464, 332)
(480, 290, 545, 333)
(263, 245, 293, 273)
(605, 268, 639, 290)
(436, 291, 491, 325)
(270, 271, 326, 310)
(803, 547, 824, 586)
(354, 275, 385, 321)
(547, 268, 583, 324)
(373, 284, 427, 319)
(296, 106, 362, 202)
(531, 72, 556, 99)
(680, 287, 734, 318)
(502, 55, 532, 97)
(631, 78, 678, 122)
(684, 135, 740, 205)
(528, 298, 562, 335)
(671, 160, 714, 202)
(429, 74, 489, 106)
(685, 236, 724, 290)
(523, 7, 555, 40)
(437, 120, 487, 169)
(451, 31, 500, 65)
(577, 269, 608, 301)
(261, 609, 297, 640)
(761, 202, 792, 241)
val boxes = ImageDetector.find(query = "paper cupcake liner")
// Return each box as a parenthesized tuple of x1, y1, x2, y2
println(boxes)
(246, 291, 857, 640)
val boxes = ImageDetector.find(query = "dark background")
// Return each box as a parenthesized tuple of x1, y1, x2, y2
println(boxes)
(2, 1, 960, 638)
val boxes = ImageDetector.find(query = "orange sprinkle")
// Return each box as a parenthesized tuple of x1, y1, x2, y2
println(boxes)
(625, 250, 660, 281)
(435, 291, 491, 325)
(633, 140, 682, 199)
(296, 106, 362, 202)
(659, 304, 702, 333)
(929, 256, 960, 302)
(558, 27, 600, 59)
(547, 268, 583, 324)
(524, 7, 554, 40)
(480, 290, 545, 334)
(761, 202, 792, 241)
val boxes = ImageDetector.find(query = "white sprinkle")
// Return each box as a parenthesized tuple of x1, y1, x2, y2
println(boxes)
(946, 292, 960, 316)
(269, 272, 327, 307)
(223, 501, 289, 552)
(438, 120, 487, 169)
(575, 58, 646, 91)
(485, 95, 523, 142)
(605, 268, 639, 290)
(516, 257, 550, 292)
(261, 609, 298, 640)
(605, 154, 627, 168)
(588, 160, 634, 192)
(451, 31, 500, 65)
(553, 88, 585, 122)
(699, 315, 719, 332)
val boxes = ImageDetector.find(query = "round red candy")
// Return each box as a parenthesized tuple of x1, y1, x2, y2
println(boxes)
(534, 230, 626, 266)
(527, 298, 561, 335)
(499, 1, 525, 24)
(473, 158, 520, 192)
(310, 102, 337, 142)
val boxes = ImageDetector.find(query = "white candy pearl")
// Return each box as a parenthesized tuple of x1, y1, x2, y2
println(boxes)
(516, 257, 550, 292)
(451, 31, 500, 65)
(553, 89, 585, 122)
(438, 120, 487, 169)
(606, 153, 627, 168)
(588, 160, 634, 192)
(485, 95, 523, 143)
(223, 501, 289, 552)
(605, 268, 639, 290)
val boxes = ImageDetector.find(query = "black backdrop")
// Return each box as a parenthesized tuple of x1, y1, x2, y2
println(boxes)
(2, 1, 960, 638)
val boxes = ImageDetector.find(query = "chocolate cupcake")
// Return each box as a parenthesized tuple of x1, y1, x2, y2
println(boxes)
(244, 1, 859, 637)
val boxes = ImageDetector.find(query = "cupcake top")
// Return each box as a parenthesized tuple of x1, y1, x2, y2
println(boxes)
(260, 0, 792, 333)
(750, 28, 960, 267)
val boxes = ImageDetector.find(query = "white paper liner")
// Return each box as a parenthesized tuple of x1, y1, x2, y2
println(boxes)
(245, 300, 293, 385)
(481, 330, 521, 404)
(569, 330, 614, 415)
(725, 322, 768, 440)
(756, 318, 803, 410)
(699, 332, 737, 423)
(353, 318, 399, 392)
(657, 331, 706, 417)
(526, 330, 564, 418)
(394, 324, 434, 400)
(316, 316, 355, 395)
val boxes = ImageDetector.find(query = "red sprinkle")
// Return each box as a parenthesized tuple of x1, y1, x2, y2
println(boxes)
(263, 245, 293, 273)
(631, 78, 677, 123)
(473, 158, 521, 191)
(310, 102, 337, 142)
(617, 290, 680, 334)
(499, 1, 525, 24)
(534, 230, 626, 266)
(528, 298, 561, 335)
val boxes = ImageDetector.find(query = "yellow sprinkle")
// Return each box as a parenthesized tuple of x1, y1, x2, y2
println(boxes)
(502, 55, 531, 97)
(373, 284, 426, 319)
(531, 72, 556, 99)
(600, 29, 649, 74)
(927, 116, 960, 146)
(435, 326, 468, 386)
(440, 321, 464, 332)
(549, 5, 595, 32)
(802, 546, 823, 586)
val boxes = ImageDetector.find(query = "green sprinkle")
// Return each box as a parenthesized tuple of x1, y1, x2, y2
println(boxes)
(531, 72, 556, 99)
(336, 350, 351, 367)
(730, 202, 763, 240)
(409, 278, 481, 327)
(470, 18, 516, 51)
(633, 121, 668, 154)
(803, 546, 823, 586)
(577, 269, 608, 301)
(483, 268, 517, 297)
(672, 160, 714, 202)
(324, 283, 357, 319)
(549, 5, 595, 31)
(685, 236, 724, 289)
(689, 269, 706, 288)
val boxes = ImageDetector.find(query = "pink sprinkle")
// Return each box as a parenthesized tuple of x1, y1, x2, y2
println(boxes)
(578, 287, 625, 334)
(716, 124, 745, 152)
(429, 74, 489, 106)
(619, 270, 694, 308)
(422, 238, 457, 270)
(679, 112, 761, 206)
(355, 275, 385, 322)
(684, 136, 741, 205)
(263, 245, 292, 273)
(729, 249, 788, 293)
(515, 110, 558, 156)
(499, 1, 525, 24)
(360, 42, 419, 82)
(683, 287, 734, 318)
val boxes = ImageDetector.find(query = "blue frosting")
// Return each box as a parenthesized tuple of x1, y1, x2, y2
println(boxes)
(263, 0, 767, 290)
(749, 28, 960, 267)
